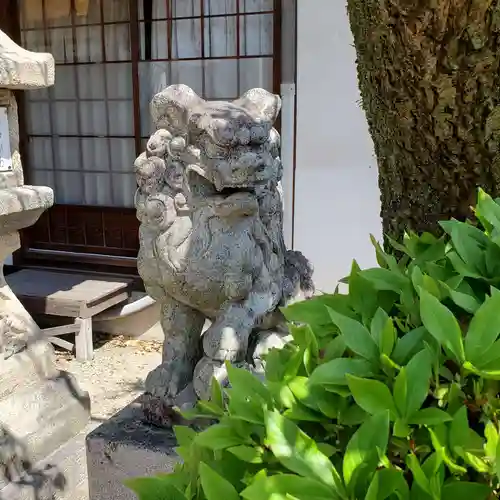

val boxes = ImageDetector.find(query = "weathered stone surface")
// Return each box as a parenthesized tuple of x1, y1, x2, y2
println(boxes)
(0, 28, 90, 498)
(86, 398, 180, 500)
(0, 30, 54, 90)
(135, 84, 314, 425)
(0, 90, 23, 189)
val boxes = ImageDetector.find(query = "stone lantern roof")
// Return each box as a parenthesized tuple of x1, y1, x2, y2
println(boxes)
(0, 29, 54, 90)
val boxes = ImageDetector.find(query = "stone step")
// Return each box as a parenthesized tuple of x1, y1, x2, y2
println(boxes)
(0, 422, 97, 500)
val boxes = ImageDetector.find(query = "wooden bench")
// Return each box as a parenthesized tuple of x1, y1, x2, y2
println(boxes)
(6, 269, 133, 361)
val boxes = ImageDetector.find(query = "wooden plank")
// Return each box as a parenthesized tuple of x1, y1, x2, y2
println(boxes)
(75, 317, 93, 362)
(82, 290, 130, 319)
(6, 269, 133, 317)
(18, 295, 81, 317)
(48, 336, 74, 352)
(42, 323, 80, 337)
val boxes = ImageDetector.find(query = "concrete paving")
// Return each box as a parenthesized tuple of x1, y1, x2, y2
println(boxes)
(1, 333, 162, 500)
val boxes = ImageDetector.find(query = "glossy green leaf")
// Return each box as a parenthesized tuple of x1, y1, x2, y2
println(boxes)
(463, 452, 489, 473)
(439, 220, 488, 275)
(465, 291, 500, 365)
(309, 358, 374, 387)
(174, 426, 197, 448)
(199, 462, 239, 500)
(406, 454, 430, 494)
(473, 338, 500, 370)
(380, 353, 401, 373)
(226, 391, 266, 425)
(449, 406, 472, 456)
(364, 469, 409, 500)
(240, 473, 340, 500)
(343, 411, 390, 494)
(386, 233, 412, 257)
(321, 336, 346, 361)
(371, 234, 400, 270)
(428, 425, 467, 475)
(287, 377, 319, 409)
(264, 409, 344, 493)
(346, 375, 396, 417)
(419, 289, 465, 363)
(409, 453, 445, 500)
(226, 363, 273, 407)
(181, 400, 225, 420)
(393, 368, 407, 418)
(284, 402, 324, 422)
(380, 318, 396, 357)
(475, 188, 500, 231)
(370, 307, 386, 338)
(496, 429, 500, 484)
(393, 419, 411, 438)
(440, 280, 481, 314)
(338, 403, 368, 426)
(327, 308, 378, 361)
(281, 298, 332, 327)
(484, 421, 498, 460)
(357, 268, 408, 293)
(124, 476, 186, 500)
(227, 445, 263, 463)
(408, 408, 452, 426)
(441, 481, 492, 500)
(392, 327, 426, 365)
(349, 260, 378, 321)
(210, 376, 224, 409)
(405, 349, 433, 416)
(447, 250, 482, 279)
(195, 424, 249, 450)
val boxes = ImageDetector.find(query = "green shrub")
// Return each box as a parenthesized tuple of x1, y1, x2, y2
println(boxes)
(126, 188, 500, 500)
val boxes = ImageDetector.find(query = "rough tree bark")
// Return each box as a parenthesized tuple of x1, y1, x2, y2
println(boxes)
(347, 0, 500, 242)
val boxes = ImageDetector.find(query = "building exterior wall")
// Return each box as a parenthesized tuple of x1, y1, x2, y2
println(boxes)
(5, 0, 383, 290)
(294, 0, 382, 292)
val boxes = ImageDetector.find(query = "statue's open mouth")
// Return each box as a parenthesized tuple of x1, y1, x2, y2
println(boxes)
(217, 186, 255, 197)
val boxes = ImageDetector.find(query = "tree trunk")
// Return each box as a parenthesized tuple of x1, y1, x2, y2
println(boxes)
(347, 0, 500, 243)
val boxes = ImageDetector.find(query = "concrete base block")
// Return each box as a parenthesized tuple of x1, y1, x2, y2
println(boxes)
(0, 370, 90, 469)
(86, 398, 181, 500)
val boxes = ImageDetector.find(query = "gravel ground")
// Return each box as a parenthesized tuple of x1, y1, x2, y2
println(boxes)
(53, 333, 162, 422)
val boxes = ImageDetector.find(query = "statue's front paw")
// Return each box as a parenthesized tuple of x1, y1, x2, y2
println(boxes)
(144, 360, 192, 403)
(142, 361, 195, 427)
(202, 324, 249, 362)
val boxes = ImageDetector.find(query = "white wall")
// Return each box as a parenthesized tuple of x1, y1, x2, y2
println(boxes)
(294, 0, 382, 292)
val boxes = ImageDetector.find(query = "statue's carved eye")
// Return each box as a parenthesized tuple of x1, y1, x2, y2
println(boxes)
(212, 119, 235, 144)
(201, 138, 227, 159)
(236, 127, 251, 145)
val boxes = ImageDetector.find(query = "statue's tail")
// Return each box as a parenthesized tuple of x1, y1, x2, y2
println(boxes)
(282, 250, 315, 304)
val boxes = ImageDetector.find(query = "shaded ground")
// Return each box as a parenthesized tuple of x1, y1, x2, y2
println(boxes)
(48, 333, 162, 500)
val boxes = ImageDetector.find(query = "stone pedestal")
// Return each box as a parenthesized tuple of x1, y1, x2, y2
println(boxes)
(86, 398, 180, 500)
(0, 29, 90, 499)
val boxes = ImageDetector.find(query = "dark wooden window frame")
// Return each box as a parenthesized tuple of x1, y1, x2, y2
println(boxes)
(10, 0, 282, 274)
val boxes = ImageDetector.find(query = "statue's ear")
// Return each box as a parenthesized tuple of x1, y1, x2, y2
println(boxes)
(150, 84, 204, 135)
(234, 88, 282, 125)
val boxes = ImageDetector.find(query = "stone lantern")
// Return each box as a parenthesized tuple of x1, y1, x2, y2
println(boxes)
(0, 29, 90, 498)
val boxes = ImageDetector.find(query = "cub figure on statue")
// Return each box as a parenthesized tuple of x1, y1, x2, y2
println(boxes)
(134, 84, 314, 427)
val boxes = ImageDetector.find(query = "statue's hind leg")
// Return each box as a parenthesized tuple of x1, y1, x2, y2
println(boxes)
(142, 295, 205, 426)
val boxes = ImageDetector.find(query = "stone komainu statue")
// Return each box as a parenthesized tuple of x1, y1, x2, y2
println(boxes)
(135, 84, 314, 425)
